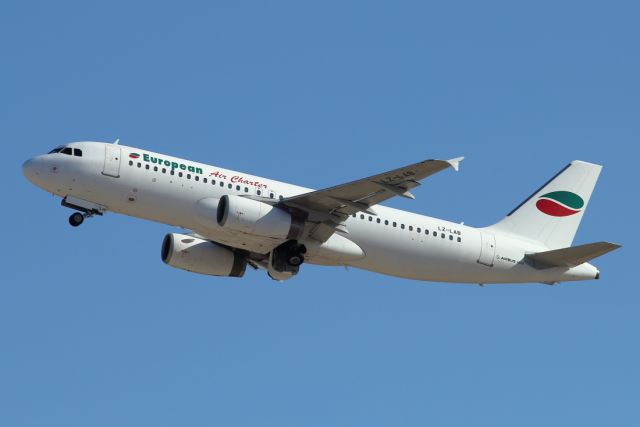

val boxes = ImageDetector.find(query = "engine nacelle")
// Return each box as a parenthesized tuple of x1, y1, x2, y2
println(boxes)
(216, 195, 304, 240)
(161, 233, 246, 277)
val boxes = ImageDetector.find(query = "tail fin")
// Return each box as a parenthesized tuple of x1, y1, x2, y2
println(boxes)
(489, 160, 602, 249)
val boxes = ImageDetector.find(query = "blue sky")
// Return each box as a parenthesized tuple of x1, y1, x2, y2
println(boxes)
(1, 1, 638, 425)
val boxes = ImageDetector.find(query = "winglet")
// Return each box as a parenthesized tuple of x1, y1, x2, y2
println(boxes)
(446, 157, 464, 172)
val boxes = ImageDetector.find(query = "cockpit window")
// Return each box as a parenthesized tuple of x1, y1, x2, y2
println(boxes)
(48, 146, 64, 154)
(61, 147, 73, 155)
(73, 148, 82, 157)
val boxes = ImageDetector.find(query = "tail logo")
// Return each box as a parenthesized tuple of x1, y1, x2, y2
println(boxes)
(536, 191, 584, 217)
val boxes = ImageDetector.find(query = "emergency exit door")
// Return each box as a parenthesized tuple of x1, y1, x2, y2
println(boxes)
(102, 145, 121, 178)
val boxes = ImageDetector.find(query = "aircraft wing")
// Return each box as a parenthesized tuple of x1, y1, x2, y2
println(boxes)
(281, 157, 463, 222)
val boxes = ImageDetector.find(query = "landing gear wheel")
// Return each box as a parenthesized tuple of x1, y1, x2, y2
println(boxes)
(69, 212, 84, 227)
(287, 254, 304, 267)
(271, 241, 307, 274)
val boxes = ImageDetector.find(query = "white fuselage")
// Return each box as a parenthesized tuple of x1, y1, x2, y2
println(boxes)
(22, 142, 599, 284)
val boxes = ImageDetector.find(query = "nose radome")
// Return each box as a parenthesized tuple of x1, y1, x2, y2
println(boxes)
(22, 158, 35, 180)
(22, 157, 43, 186)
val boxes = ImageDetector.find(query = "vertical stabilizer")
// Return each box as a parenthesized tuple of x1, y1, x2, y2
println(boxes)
(489, 160, 602, 249)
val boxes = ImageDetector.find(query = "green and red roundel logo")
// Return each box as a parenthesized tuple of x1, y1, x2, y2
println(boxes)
(129, 152, 140, 159)
(536, 191, 584, 217)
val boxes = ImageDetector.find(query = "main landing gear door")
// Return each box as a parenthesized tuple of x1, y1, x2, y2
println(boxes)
(102, 145, 122, 178)
(478, 231, 496, 267)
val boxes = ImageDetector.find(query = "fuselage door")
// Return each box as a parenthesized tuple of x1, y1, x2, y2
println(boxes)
(478, 231, 496, 267)
(102, 145, 121, 178)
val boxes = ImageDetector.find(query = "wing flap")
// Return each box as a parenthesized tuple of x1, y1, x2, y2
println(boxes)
(526, 242, 621, 269)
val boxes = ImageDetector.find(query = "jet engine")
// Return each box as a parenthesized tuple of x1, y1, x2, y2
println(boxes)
(216, 195, 304, 240)
(161, 233, 246, 277)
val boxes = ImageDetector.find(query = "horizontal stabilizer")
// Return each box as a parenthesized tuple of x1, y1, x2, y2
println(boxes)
(526, 242, 621, 269)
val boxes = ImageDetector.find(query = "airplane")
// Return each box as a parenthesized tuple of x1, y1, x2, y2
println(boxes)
(22, 141, 620, 284)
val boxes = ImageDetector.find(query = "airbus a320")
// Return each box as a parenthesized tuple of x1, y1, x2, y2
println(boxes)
(22, 141, 620, 284)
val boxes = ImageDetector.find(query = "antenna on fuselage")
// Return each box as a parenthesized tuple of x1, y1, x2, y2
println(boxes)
(114, 138, 120, 145)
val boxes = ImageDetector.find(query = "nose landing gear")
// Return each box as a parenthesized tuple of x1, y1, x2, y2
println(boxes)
(62, 196, 107, 227)
(68, 211, 97, 227)
(68, 212, 85, 227)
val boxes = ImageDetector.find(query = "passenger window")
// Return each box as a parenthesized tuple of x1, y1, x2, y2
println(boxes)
(360, 214, 365, 219)
(162, 168, 166, 173)
(246, 188, 250, 193)
(129, 160, 133, 166)
(385, 220, 389, 225)
(179, 172, 183, 177)
(187, 174, 191, 179)
(401, 224, 405, 230)
(203, 178, 207, 183)
(449, 235, 453, 240)
(425, 229, 429, 235)
(211, 180, 215, 185)
(376, 218, 381, 224)
(352, 214, 356, 218)
(195, 176, 199, 181)
(228, 183, 232, 189)
(457, 237, 462, 243)
(220, 181, 224, 187)
(417, 227, 421, 233)
(73, 148, 83, 157)
(393, 222, 397, 227)
(257, 190, 262, 195)
(433, 231, 437, 237)
(441, 233, 445, 239)
(409, 225, 413, 231)
(145, 164, 149, 170)
(270, 193, 274, 199)
(154, 166, 158, 172)
(368, 216, 373, 222)
(137, 163, 142, 168)
(61, 147, 73, 155)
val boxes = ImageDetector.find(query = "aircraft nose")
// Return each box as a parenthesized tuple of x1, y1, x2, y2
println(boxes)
(22, 157, 42, 185)
(22, 158, 35, 179)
